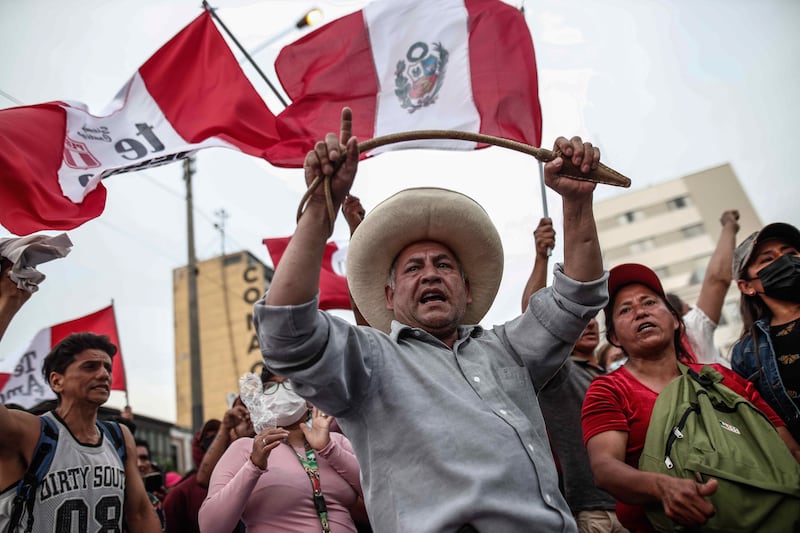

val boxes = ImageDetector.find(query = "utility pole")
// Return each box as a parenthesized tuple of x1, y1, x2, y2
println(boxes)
(214, 208, 229, 256)
(184, 156, 204, 432)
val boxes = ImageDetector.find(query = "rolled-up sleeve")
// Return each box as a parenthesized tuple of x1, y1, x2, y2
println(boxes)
(502, 263, 608, 388)
(253, 293, 376, 417)
(253, 295, 331, 371)
(551, 263, 608, 317)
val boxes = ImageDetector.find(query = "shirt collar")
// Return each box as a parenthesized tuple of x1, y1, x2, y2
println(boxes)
(389, 320, 484, 343)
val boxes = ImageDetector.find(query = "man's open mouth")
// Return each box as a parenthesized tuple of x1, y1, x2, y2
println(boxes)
(420, 291, 446, 304)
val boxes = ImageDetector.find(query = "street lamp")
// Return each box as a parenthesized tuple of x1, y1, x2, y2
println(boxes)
(204, 3, 323, 108)
(297, 8, 323, 29)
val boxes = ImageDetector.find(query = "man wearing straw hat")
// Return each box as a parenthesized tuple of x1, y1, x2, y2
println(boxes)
(254, 109, 608, 532)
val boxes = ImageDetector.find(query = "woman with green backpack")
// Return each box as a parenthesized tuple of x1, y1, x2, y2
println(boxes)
(581, 263, 800, 532)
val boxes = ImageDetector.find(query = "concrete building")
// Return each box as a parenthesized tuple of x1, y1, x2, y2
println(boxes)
(173, 250, 273, 428)
(594, 164, 762, 360)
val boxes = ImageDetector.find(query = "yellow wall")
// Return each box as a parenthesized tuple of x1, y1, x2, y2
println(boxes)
(173, 251, 272, 428)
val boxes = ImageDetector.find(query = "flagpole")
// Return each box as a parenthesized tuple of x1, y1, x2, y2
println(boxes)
(109, 299, 131, 407)
(538, 161, 552, 257)
(202, 1, 289, 108)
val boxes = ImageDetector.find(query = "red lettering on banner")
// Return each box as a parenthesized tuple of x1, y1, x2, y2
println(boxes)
(63, 137, 100, 169)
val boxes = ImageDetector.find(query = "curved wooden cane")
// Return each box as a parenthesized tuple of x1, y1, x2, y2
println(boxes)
(297, 130, 632, 230)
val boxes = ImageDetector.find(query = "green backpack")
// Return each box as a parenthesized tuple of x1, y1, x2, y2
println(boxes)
(639, 363, 800, 532)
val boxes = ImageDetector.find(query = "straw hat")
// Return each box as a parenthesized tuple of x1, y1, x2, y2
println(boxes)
(347, 188, 503, 333)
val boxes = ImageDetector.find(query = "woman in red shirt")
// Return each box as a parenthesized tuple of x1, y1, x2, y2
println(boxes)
(582, 263, 799, 532)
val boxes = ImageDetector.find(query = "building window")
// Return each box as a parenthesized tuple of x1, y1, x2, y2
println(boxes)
(616, 210, 643, 225)
(630, 238, 655, 254)
(681, 224, 705, 238)
(667, 196, 690, 210)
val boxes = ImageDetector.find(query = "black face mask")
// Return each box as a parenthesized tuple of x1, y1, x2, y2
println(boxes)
(757, 254, 800, 303)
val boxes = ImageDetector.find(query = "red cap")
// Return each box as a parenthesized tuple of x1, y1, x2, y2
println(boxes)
(605, 263, 695, 362)
(607, 263, 667, 306)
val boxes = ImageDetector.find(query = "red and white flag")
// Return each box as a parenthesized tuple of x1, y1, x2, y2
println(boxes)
(0, 11, 279, 236)
(264, 0, 541, 167)
(0, 305, 126, 409)
(264, 237, 351, 311)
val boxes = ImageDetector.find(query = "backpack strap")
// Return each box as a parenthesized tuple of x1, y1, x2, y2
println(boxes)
(6, 418, 128, 533)
(7, 415, 59, 533)
(679, 361, 724, 388)
(97, 420, 127, 465)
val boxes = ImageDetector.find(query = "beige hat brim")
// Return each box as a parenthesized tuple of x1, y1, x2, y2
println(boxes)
(347, 188, 503, 333)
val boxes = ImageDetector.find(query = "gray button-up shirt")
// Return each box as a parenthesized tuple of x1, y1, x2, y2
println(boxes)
(254, 264, 608, 532)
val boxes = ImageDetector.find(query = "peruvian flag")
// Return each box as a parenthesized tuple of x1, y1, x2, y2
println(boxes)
(0, 305, 126, 409)
(264, 237, 351, 311)
(0, 11, 279, 236)
(264, 0, 541, 167)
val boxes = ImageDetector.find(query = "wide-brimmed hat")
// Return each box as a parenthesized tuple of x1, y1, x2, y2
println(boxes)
(733, 222, 800, 279)
(347, 188, 503, 333)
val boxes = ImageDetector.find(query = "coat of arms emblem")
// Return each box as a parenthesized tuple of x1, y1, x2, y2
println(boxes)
(394, 41, 449, 113)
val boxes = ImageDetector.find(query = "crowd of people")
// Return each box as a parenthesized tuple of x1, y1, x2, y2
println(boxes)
(1, 108, 799, 532)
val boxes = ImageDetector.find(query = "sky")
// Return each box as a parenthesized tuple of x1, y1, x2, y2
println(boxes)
(1, 0, 799, 423)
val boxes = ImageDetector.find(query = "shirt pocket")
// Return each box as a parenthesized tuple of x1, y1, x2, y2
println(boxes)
(496, 365, 538, 410)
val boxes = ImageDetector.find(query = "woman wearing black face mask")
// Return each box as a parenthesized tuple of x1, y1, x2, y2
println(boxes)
(731, 222, 800, 442)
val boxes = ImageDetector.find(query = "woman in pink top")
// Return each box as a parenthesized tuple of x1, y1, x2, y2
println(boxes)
(198, 375, 364, 533)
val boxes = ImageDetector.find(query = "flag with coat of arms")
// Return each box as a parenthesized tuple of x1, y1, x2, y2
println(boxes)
(0, 0, 540, 235)
(264, 0, 541, 167)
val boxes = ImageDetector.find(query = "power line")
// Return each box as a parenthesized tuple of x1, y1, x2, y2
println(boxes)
(0, 89, 23, 106)
(213, 209, 230, 256)
(136, 169, 255, 255)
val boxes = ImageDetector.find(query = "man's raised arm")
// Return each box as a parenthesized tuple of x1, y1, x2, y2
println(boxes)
(520, 217, 555, 313)
(695, 209, 740, 324)
(543, 136, 604, 283)
(0, 259, 31, 343)
(266, 108, 359, 307)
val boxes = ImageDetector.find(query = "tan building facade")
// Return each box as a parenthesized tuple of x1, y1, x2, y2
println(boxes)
(173, 251, 273, 428)
(594, 164, 761, 360)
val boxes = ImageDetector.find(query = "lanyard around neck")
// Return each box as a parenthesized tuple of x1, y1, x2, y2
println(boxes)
(290, 440, 331, 533)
